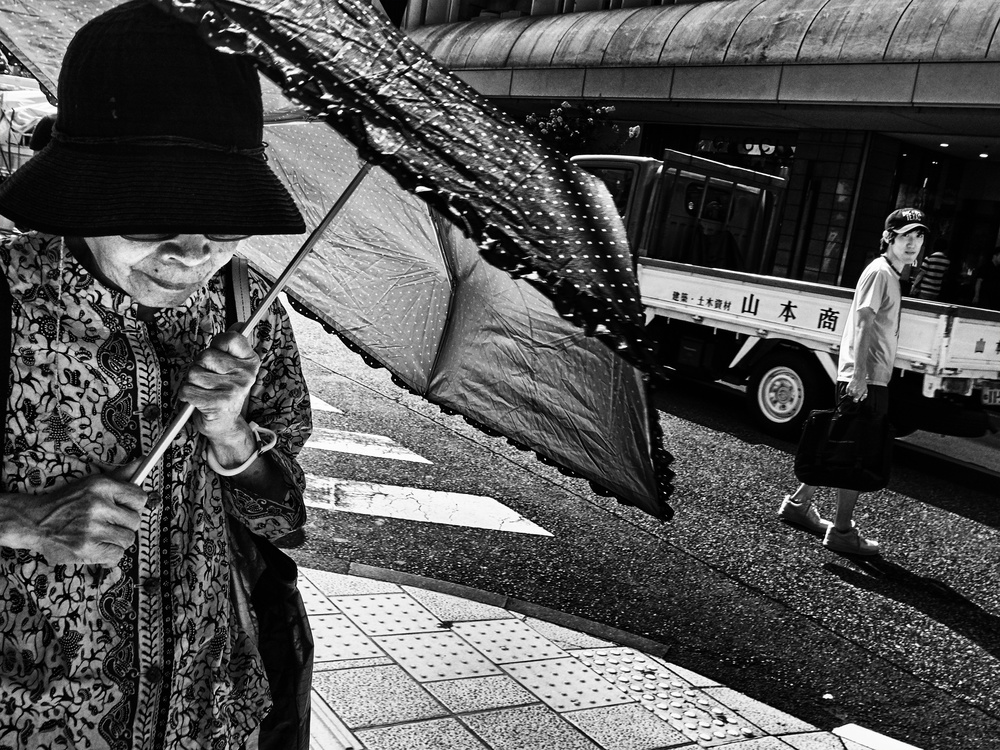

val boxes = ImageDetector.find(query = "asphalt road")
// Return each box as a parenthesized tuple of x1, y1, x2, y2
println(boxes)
(284, 304, 1000, 750)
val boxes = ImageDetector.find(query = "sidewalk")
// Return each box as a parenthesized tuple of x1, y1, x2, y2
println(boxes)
(300, 564, 919, 750)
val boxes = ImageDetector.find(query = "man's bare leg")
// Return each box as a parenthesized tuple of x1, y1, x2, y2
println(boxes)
(832, 488, 860, 532)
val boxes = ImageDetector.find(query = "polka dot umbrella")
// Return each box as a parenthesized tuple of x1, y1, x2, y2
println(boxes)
(152, 0, 676, 519)
(0, 0, 674, 518)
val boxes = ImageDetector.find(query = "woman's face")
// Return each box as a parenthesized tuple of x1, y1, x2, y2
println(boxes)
(85, 235, 244, 308)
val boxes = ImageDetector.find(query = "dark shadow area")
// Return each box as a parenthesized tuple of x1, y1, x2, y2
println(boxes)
(652, 376, 1000, 529)
(825, 558, 1000, 659)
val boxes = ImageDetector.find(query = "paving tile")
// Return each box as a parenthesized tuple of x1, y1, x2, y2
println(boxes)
(720, 738, 795, 749)
(310, 690, 360, 750)
(627, 683, 761, 746)
(298, 575, 340, 615)
(310, 614, 385, 663)
(374, 631, 504, 681)
(452, 619, 569, 663)
(563, 703, 692, 750)
(301, 567, 402, 596)
(704, 687, 817, 735)
(574, 648, 679, 685)
(524, 616, 617, 649)
(335, 593, 443, 635)
(424, 674, 537, 713)
(651, 659, 722, 687)
(402, 585, 516, 623)
(354, 718, 488, 750)
(313, 656, 393, 673)
(783, 732, 873, 750)
(460, 704, 603, 750)
(502, 657, 636, 712)
(311, 665, 447, 728)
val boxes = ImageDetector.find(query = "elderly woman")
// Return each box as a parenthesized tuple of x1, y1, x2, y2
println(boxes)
(0, 3, 312, 748)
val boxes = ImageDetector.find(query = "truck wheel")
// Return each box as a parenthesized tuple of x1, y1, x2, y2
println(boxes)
(747, 352, 826, 439)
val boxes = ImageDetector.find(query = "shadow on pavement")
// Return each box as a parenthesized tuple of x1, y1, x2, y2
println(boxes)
(824, 558, 1000, 659)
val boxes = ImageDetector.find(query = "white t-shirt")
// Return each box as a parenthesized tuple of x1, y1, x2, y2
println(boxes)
(837, 255, 901, 386)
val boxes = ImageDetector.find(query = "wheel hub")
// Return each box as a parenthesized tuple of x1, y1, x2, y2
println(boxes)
(760, 368, 803, 421)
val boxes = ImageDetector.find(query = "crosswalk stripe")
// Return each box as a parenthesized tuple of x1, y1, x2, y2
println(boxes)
(304, 474, 553, 536)
(305, 427, 431, 464)
(310, 395, 343, 414)
(833, 724, 923, 750)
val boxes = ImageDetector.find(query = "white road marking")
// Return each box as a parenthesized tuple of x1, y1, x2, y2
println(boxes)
(304, 474, 552, 536)
(305, 427, 431, 464)
(310, 395, 343, 414)
(833, 724, 923, 750)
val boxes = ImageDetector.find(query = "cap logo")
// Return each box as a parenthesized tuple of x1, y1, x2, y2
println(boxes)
(900, 209, 924, 222)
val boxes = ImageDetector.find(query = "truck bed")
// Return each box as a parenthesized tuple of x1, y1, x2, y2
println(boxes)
(638, 257, 1000, 382)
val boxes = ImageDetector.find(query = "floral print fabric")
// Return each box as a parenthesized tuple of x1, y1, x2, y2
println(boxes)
(0, 232, 311, 750)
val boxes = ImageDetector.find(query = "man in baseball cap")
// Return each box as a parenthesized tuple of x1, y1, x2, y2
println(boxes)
(779, 207, 928, 557)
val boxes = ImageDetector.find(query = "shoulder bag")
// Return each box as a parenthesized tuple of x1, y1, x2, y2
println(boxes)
(794, 395, 894, 492)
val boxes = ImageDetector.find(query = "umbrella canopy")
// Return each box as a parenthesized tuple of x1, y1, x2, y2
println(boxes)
(249, 121, 673, 516)
(152, 0, 652, 367)
(0, 0, 675, 519)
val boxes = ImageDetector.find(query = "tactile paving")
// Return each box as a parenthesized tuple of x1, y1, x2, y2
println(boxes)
(502, 656, 636, 712)
(296, 575, 339, 616)
(334, 593, 443, 636)
(573, 648, 760, 746)
(452, 619, 568, 664)
(373, 631, 503, 682)
(310, 613, 385, 663)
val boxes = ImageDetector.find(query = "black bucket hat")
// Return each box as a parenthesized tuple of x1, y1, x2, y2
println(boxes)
(0, 0, 305, 236)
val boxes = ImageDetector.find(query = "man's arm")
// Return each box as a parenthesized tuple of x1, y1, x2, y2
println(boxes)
(845, 307, 878, 401)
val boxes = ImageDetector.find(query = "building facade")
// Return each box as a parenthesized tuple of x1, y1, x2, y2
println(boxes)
(403, 0, 1000, 298)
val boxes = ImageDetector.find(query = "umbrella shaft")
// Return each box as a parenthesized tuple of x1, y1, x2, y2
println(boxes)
(129, 162, 373, 487)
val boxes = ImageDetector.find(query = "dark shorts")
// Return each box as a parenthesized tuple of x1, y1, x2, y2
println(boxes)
(836, 382, 889, 416)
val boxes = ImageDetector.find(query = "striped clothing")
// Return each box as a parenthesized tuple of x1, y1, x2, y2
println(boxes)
(913, 251, 950, 300)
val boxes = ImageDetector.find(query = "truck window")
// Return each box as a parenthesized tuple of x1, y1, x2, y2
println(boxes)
(649, 170, 773, 274)
(685, 182, 730, 221)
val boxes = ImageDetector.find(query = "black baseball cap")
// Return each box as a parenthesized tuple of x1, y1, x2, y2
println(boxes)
(884, 208, 928, 235)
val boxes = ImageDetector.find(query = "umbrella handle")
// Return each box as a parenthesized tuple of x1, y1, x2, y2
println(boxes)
(129, 162, 373, 486)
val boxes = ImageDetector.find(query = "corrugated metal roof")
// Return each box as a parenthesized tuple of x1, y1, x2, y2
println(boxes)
(409, 0, 1000, 69)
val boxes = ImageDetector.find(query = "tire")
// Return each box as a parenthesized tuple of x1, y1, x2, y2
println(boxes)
(746, 351, 828, 439)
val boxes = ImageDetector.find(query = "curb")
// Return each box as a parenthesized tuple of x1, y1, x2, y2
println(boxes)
(304, 555, 672, 659)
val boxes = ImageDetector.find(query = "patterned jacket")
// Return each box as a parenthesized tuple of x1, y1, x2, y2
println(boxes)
(0, 232, 312, 750)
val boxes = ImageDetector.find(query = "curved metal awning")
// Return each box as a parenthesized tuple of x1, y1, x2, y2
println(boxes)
(413, 0, 1000, 68)
(408, 0, 1000, 148)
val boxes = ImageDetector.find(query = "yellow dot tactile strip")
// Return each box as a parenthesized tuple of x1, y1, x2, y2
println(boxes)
(573, 648, 760, 747)
(451, 619, 570, 664)
(374, 631, 504, 682)
(310, 613, 386, 663)
(501, 656, 637, 713)
(333, 592, 444, 636)
(296, 575, 341, 616)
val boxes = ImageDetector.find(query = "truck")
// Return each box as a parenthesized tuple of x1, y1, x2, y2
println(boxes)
(572, 150, 1000, 441)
